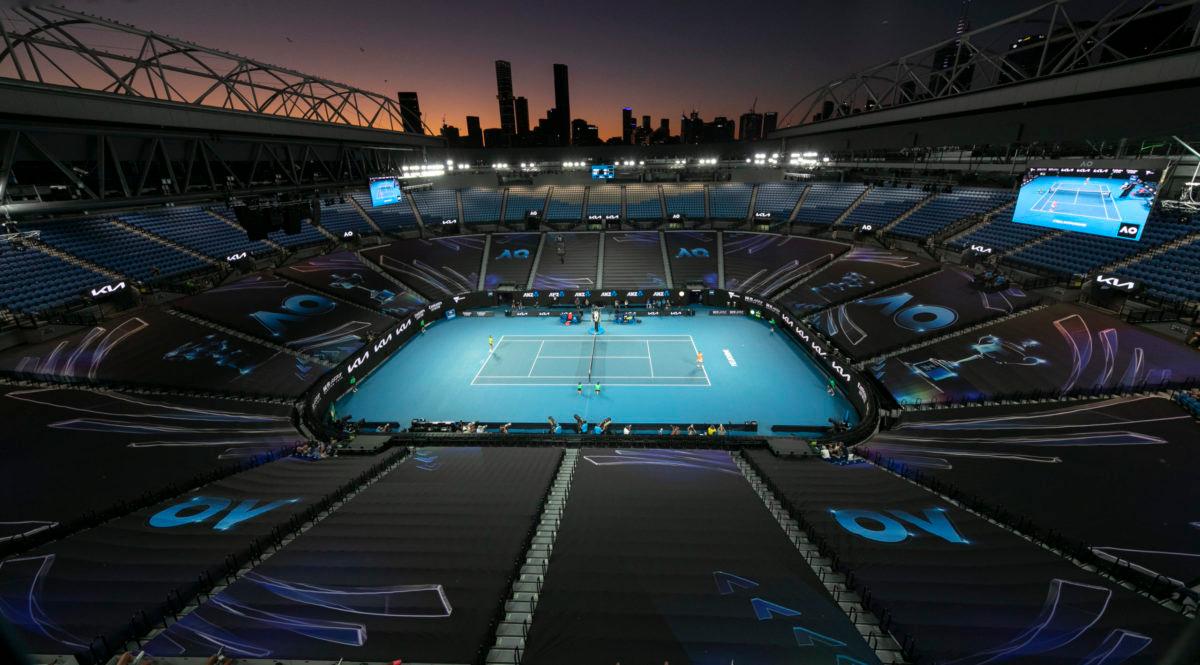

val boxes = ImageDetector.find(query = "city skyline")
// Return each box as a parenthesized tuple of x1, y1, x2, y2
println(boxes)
(65, 0, 1040, 138)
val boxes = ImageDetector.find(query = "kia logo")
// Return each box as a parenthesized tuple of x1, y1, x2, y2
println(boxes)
(89, 282, 126, 297)
(754, 212, 772, 218)
(1095, 274, 1137, 291)
(969, 244, 993, 254)
(226, 252, 247, 262)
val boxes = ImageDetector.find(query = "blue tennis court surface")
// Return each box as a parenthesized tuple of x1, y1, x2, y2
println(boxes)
(336, 308, 856, 432)
(472, 334, 709, 386)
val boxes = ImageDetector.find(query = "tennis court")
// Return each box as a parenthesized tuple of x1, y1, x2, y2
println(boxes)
(1027, 177, 1122, 222)
(472, 334, 710, 386)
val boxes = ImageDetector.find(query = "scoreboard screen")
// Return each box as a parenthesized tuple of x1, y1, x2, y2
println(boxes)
(369, 176, 403, 207)
(1013, 165, 1160, 241)
(591, 165, 615, 180)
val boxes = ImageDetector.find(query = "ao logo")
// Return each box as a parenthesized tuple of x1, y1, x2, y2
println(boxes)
(832, 507, 968, 544)
(857, 292, 957, 332)
(149, 496, 300, 531)
(676, 248, 710, 258)
(251, 294, 336, 337)
(1117, 224, 1141, 239)
(495, 249, 530, 260)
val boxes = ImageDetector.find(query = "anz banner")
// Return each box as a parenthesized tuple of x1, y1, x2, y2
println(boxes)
(305, 299, 447, 422)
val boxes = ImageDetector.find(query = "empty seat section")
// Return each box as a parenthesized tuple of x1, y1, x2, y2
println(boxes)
(707, 183, 752, 220)
(794, 182, 867, 225)
(532, 232, 599, 289)
(752, 182, 806, 225)
(410, 188, 459, 222)
(888, 187, 1012, 240)
(1010, 212, 1192, 277)
(461, 187, 503, 225)
(948, 207, 1048, 251)
(0, 244, 111, 314)
(585, 186, 621, 219)
(625, 184, 663, 220)
(840, 186, 927, 227)
(547, 186, 585, 221)
(316, 200, 376, 236)
(504, 187, 548, 222)
(36, 218, 207, 282)
(120, 207, 276, 259)
(602, 232, 666, 288)
(348, 190, 418, 232)
(661, 183, 705, 219)
(1116, 236, 1200, 302)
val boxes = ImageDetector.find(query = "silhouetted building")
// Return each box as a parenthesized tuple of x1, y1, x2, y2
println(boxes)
(821, 100, 835, 120)
(396, 91, 422, 134)
(681, 110, 702, 144)
(929, 2, 974, 95)
(483, 127, 507, 149)
(739, 112, 763, 141)
(572, 119, 599, 145)
(622, 107, 634, 144)
(554, 63, 571, 146)
(439, 123, 460, 147)
(514, 96, 530, 135)
(465, 116, 483, 148)
(708, 116, 735, 142)
(495, 60, 516, 135)
(763, 112, 777, 136)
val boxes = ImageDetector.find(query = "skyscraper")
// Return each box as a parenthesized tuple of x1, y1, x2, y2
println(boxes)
(495, 60, 516, 135)
(465, 116, 483, 148)
(739, 112, 763, 141)
(514, 96, 530, 135)
(396, 92, 423, 134)
(930, 1, 974, 95)
(622, 107, 634, 145)
(641, 115, 651, 131)
(762, 112, 777, 137)
(553, 63, 571, 146)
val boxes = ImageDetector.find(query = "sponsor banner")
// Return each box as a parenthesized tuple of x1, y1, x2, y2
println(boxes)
(1092, 273, 1141, 292)
(86, 281, 128, 300)
(507, 310, 559, 317)
(642, 309, 695, 317)
(708, 309, 746, 316)
(460, 310, 495, 317)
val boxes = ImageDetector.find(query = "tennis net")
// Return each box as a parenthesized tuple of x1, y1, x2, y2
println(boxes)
(586, 332, 599, 382)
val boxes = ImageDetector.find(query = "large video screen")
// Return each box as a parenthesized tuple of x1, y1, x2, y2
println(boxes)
(590, 164, 614, 180)
(1013, 166, 1159, 241)
(369, 176, 403, 207)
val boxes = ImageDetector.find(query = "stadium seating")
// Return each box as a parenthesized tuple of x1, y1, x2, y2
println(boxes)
(947, 207, 1049, 252)
(36, 217, 209, 282)
(707, 183, 752, 220)
(120, 206, 276, 259)
(0, 244, 112, 314)
(1178, 390, 1200, 417)
(461, 187, 504, 225)
(348, 190, 419, 232)
(602, 232, 667, 288)
(839, 186, 927, 228)
(547, 186, 586, 221)
(661, 183, 706, 220)
(1009, 212, 1192, 278)
(410, 188, 460, 222)
(752, 182, 806, 223)
(266, 219, 330, 248)
(1114, 234, 1200, 302)
(887, 187, 1012, 240)
(625, 184, 663, 220)
(532, 232, 599, 289)
(315, 200, 377, 237)
(504, 186, 549, 222)
(585, 185, 622, 219)
(793, 182, 867, 225)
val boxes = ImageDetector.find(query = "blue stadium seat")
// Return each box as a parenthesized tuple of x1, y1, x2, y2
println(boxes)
(794, 183, 868, 225)
(36, 218, 209, 282)
(888, 188, 1012, 240)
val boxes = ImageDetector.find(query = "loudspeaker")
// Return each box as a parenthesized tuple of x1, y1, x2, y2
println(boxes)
(283, 206, 305, 235)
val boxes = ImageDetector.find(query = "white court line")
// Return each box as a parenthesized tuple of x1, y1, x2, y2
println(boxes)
(527, 340, 546, 377)
(498, 334, 695, 339)
(646, 340, 655, 378)
(686, 335, 712, 386)
(537, 355, 651, 359)
(478, 374, 705, 379)
(472, 382, 711, 387)
(469, 333, 507, 385)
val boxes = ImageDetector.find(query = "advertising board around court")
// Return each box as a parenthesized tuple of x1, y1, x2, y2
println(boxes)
(1012, 162, 1163, 241)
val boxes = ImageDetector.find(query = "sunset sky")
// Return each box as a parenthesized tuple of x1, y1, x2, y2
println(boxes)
(59, 0, 1040, 138)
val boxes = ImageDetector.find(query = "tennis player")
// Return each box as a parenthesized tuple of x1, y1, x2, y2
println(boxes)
(488, 335, 494, 353)
(696, 351, 704, 368)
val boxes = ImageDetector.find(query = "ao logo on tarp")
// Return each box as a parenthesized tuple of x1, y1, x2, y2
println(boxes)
(149, 496, 300, 531)
(676, 247, 710, 258)
(856, 292, 958, 333)
(1117, 224, 1140, 239)
(495, 249, 530, 259)
(831, 507, 968, 544)
(251, 294, 335, 337)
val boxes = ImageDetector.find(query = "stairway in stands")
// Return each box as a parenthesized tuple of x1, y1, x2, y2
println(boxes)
(735, 453, 905, 662)
(532, 233, 600, 290)
(601, 232, 668, 288)
(109, 216, 222, 267)
(27, 237, 128, 284)
(487, 448, 580, 665)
